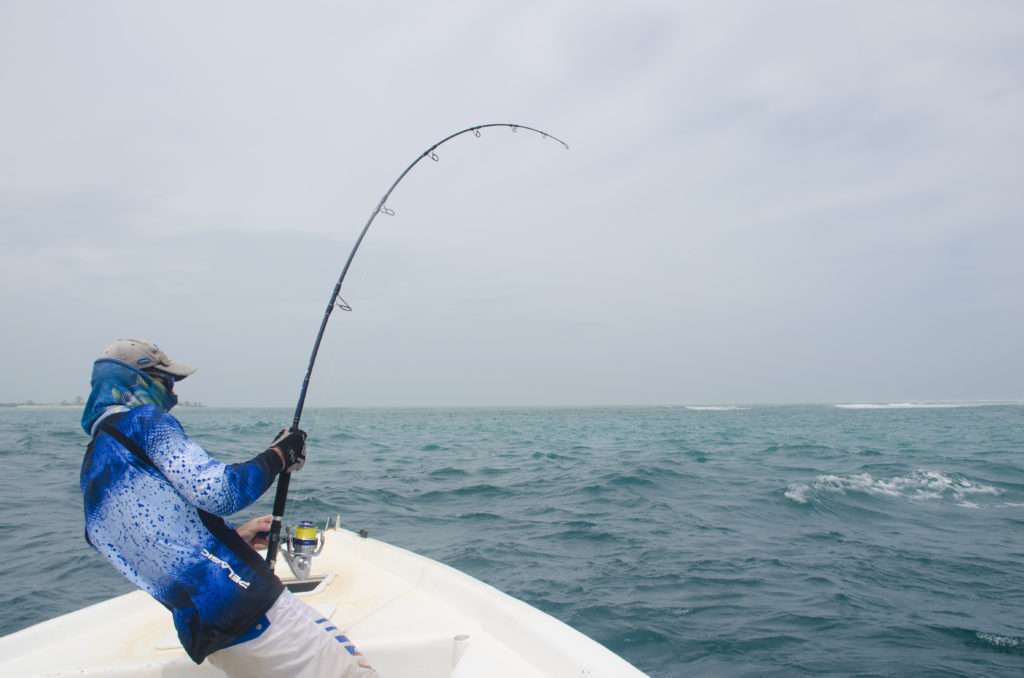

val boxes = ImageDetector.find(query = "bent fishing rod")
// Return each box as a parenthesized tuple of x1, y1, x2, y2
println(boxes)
(266, 123, 569, 568)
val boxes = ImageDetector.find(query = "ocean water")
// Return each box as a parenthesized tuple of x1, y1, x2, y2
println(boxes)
(1, 405, 1023, 676)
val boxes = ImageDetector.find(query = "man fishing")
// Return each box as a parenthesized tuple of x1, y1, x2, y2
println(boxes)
(80, 338, 376, 677)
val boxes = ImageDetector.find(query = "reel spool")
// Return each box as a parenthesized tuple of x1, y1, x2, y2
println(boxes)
(282, 520, 325, 580)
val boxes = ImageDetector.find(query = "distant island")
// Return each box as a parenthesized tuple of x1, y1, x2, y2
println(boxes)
(0, 398, 206, 408)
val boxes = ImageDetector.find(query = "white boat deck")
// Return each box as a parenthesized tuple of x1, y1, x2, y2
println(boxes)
(0, 527, 647, 677)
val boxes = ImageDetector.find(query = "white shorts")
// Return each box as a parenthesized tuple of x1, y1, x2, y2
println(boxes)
(208, 590, 378, 678)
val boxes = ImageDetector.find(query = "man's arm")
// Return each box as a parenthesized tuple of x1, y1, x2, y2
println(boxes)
(141, 411, 286, 516)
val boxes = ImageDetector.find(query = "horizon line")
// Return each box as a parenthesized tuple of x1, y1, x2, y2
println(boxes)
(5, 399, 1023, 410)
(156, 398, 1024, 409)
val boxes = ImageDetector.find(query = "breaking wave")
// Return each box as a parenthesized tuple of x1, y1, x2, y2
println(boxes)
(785, 469, 1002, 507)
(976, 631, 1023, 650)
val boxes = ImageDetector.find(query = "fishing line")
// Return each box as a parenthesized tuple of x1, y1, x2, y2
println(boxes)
(266, 123, 569, 568)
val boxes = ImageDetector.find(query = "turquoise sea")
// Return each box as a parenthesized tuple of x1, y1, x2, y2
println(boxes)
(1, 405, 1023, 676)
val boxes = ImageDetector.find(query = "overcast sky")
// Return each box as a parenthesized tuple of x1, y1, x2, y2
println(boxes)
(2, 1, 1021, 407)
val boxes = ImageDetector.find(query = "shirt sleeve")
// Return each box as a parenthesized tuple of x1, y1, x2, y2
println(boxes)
(140, 410, 284, 516)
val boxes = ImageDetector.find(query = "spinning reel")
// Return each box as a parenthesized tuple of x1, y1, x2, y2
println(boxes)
(281, 520, 325, 580)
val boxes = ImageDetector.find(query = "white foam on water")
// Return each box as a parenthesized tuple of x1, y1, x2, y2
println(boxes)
(686, 406, 750, 411)
(785, 470, 1003, 506)
(976, 632, 1022, 648)
(835, 401, 1018, 410)
(784, 485, 811, 504)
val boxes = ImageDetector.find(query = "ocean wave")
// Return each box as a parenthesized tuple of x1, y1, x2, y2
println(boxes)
(785, 469, 1002, 506)
(531, 451, 571, 460)
(418, 483, 511, 501)
(835, 402, 1017, 410)
(323, 430, 357, 441)
(976, 631, 1023, 650)
(607, 474, 656, 488)
(543, 527, 619, 543)
(762, 443, 835, 454)
(455, 511, 502, 521)
(933, 626, 1024, 654)
(686, 406, 750, 411)
(428, 467, 469, 479)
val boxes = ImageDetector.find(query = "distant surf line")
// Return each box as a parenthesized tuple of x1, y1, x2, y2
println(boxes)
(834, 401, 1021, 410)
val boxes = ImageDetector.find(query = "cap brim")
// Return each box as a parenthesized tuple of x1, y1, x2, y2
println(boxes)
(160, 361, 196, 380)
